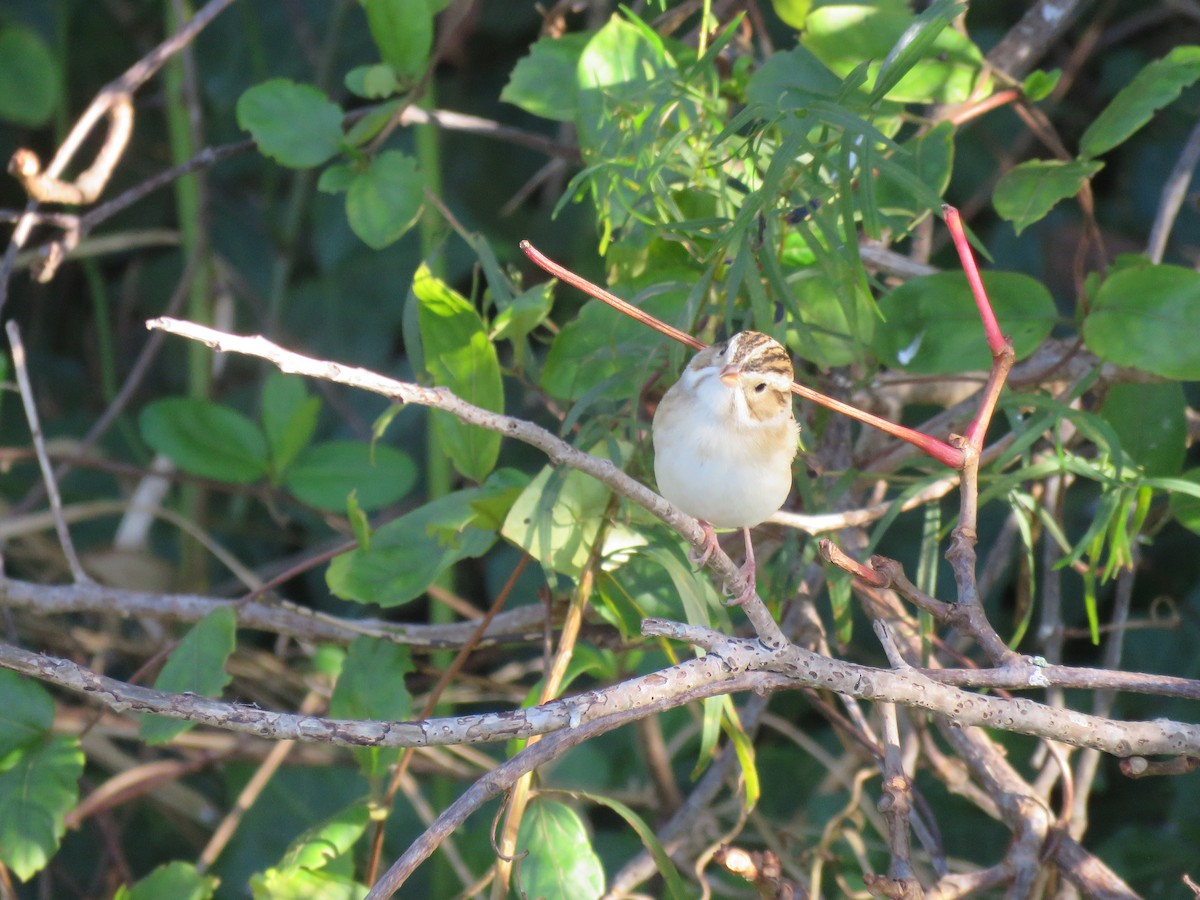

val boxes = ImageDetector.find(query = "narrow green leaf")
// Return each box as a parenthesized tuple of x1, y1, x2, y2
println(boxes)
(515, 799, 606, 900)
(285, 440, 416, 512)
(992, 159, 1103, 235)
(803, 4, 984, 104)
(556, 790, 690, 900)
(0, 736, 84, 881)
(870, 0, 965, 105)
(140, 398, 270, 484)
(413, 263, 504, 481)
(1080, 46, 1200, 159)
(722, 699, 760, 811)
(347, 490, 372, 550)
(114, 862, 218, 900)
(1084, 264, 1200, 379)
(0, 670, 54, 758)
(365, 0, 432, 81)
(140, 608, 237, 745)
(236, 79, 344, 168)
(0, 27, 58, 127)
(345, 151, 424, 249)
(261, 372, 320, 479)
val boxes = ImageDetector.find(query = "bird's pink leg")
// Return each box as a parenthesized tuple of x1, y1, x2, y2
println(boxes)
(730, 526, 758, 606)
(688, 521, 721, 568)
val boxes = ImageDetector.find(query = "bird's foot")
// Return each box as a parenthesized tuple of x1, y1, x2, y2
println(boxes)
(688, 521, 721, 569)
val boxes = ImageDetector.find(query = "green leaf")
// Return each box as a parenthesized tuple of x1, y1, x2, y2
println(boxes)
(114, 862, 218, 900)
(327, 488, 499, 607)
(490, 282, 554, 344)
(561, 791, 690, 900)
(236, 79, 344, 168)
(869, 0, 966, 105)
(874, 271, 1056, 373)
(1099, 383, 1186, 478)
(502, 459, 611, 577)
(501, 33, 590, 122)
(140, 608, 237, 745)
(261, 372, 320, 479)
(413, 264, 504, 481)
(0, 27, 58, 127)
(1080, 45, 1200, 159)
(992, 159, 1103, 235)
(541, 279, 685, 402)
(344, 64, 400, 100)
(515, 799, 606, 900)
(771, 0, 812, 30)
(1083, 264, 1200, 379)
(0, 670, 54, 759)
(285, 440, 417, 512)
(345, 151, 424, 249)
(1168, 469, 1200, 536)
(0, 736, 84, 881)
(873, 121, 955, 231)
(365, 0, 432, 82)
(318, 163, 357, 194)
(251, 868, 367, 900)
(329, 638, 414, 723)
(1023, 68, 1061, 102)
(140, 398, 270, 484)
(802, 4, 984, 104)
(343, 99, 404, 146)
(330, 640, 413, 777)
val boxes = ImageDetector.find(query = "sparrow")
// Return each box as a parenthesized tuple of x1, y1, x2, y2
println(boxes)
(652, 331, 799, 605)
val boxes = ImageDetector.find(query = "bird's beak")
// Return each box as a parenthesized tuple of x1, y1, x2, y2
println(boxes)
(719, 364, 740, 387)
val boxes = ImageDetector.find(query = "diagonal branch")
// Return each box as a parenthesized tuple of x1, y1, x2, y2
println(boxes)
(144, 315, 789, 647)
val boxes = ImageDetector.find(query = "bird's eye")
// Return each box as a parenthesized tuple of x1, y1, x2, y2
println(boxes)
(754, 383, 767, 393)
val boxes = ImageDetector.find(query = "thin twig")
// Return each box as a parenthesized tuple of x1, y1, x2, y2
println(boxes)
(5, 321, 91, 583)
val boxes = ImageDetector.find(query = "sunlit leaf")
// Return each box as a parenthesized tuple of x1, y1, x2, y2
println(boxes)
(237, 79, 344, 168)
(413, 264, 504, 481)
(0, 670, 54, 759)
(515, 799, 605, 900)
(114, 862, 218, 900)
(0, 736, 84, 881)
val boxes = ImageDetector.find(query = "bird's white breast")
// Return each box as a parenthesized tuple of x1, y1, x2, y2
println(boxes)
(652, 369, 796, 528)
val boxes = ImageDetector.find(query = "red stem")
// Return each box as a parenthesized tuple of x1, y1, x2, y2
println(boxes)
(519, 240, 964, 469)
